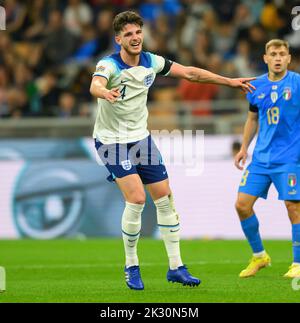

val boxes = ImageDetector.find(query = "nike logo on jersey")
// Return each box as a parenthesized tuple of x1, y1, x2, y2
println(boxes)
(121, 79, 130, 84)
(258, 93, 265, 99)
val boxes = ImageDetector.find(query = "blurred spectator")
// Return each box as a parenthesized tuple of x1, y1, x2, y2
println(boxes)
(6, 88, 29, 118)
(232, 40, 255, 77)
(242, 0, 264, 23)
(94, 9, 114, 58)
(233, 3, 255, 42)
(6, 0, 27, 41)
(71, 67, 94, 103)
(0, 88, 9, 117)
(72, 24, 98, 62)
(78, 102, 91, 117)
(139, 0, 163, 26)
(214, 22, 235, 57)
(35, 71, 61, 116)
(260, 0, 284, 32)
(180, 0, 213, 50)
(23, 0, 48, 42)
(57, 92, 78, 118)
(192, 29, 214, 68)
(0, 65, 9, 89)
(44, 10, 78, 67)
(64, 0, 93, 36)
(211, 0, 240, 22)
(248, 24, 268, 74)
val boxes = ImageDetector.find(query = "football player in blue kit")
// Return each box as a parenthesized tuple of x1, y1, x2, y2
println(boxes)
(235, 39, 300, 278)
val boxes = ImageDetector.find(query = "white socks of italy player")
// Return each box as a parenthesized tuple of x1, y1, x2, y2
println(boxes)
(122, 202, 144, 268)
(154, 194, 183, 270)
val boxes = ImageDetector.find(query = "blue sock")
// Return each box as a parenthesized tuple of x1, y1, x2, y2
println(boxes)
(240, 214, 264, 253)
(292, 223, 300, 263)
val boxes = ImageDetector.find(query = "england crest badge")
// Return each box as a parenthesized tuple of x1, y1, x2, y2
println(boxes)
(121, 160, 132, 170)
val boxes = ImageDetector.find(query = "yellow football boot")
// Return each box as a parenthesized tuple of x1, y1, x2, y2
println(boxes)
(283, 264, 300, 278)
(239, 253, 271, 278)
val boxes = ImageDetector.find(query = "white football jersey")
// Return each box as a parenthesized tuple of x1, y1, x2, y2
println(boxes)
(92, 51, 172, 144)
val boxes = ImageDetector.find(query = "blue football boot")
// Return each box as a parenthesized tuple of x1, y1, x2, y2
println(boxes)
(167, 265, 201, 287)
(124, 266, 144, 290)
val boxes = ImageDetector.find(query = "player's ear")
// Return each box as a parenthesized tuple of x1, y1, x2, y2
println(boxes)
(288, 54, 291, 64)
(115, 34, 121, 46)
(263, 54, 268, 64)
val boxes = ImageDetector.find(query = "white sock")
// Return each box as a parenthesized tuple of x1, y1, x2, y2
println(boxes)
(154, 194, 183, 270)
(253, 250, 266, 258)
(121, 201, 144, 268)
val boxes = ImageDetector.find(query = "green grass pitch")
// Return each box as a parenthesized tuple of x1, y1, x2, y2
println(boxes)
(0, 239, 299, 303)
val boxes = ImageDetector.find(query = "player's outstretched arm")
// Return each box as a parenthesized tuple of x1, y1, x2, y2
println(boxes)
(234, 111, 258, 170)
(169, 62, 256, 94)
(90, 76, 120, 103)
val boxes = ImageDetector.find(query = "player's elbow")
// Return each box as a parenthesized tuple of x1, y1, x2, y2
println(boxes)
(249, 115, 259, 124)
(89, 83, 97, 97)
(184, 67, 198, 82)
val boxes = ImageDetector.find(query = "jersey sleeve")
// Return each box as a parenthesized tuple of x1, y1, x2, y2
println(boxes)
(93, 59, 115, 81)
(149, 53, 173, 76)
(249, 103, 258, 113)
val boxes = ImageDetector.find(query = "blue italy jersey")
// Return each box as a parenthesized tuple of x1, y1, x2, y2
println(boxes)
(246, 71, 300, 170)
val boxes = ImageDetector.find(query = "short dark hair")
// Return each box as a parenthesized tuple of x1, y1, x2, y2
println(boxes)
(113, 11, 143, 35)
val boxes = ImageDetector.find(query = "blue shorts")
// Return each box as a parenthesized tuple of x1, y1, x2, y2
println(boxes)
(94, 135, 168, 185)
(238, 163, 300, 200)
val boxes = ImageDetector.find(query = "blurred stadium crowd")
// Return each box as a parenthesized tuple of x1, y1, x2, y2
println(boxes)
(1, 0, 300, 119)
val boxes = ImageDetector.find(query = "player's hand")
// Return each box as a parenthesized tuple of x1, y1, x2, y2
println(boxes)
(229, 78, 256, 94)
(104, 88, 120, 103)
(234, 149, 248, 170)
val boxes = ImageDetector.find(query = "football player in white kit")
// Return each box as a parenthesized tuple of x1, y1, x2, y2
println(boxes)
(90, 11, 255, 290)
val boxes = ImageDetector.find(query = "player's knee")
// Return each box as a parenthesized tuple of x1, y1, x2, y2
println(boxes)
(126, 191, 146, 205)
(286, 201, 300, 222)
(286, 201, 297, 214)
(235, 199, 253, 218)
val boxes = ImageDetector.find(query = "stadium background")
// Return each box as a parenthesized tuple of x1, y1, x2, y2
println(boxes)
(1, 0, 300, 240)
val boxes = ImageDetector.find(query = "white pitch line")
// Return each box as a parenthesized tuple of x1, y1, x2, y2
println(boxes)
(5, 260, 289, 270)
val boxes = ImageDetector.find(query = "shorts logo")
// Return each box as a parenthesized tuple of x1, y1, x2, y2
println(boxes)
(283, 87, 292, 100)
(121, 160, 132, 171)
(288, 174, 297, 187)
(144, 73, 154, 87)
